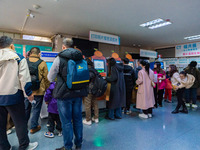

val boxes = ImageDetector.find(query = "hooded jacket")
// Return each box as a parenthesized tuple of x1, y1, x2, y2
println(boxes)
(44, 82, 58, 114)
(184, 67, 200, 88)
(0, 48, 32, 106)
(106, 63, 126, 109)
(178, 74, 195, 89)
(48, 48, 88, 100)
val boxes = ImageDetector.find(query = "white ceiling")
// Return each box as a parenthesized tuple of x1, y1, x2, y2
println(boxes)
(0, 0, 200, 49)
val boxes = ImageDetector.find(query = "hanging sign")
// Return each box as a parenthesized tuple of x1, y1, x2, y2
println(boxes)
(140, 49, 157, 58)
(89, 31, 120, 45)
(175, 42, 200, 57)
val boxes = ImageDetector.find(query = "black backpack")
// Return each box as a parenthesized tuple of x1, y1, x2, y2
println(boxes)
(90, 69, 107, 97)
(27, 58, 43, 91)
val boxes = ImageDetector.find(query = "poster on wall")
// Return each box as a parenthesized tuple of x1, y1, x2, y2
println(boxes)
(140, 49, 157, 58)
(175, 42, 200, 57)
(26, 45, 52, 52)
(14, 44, 23, 55)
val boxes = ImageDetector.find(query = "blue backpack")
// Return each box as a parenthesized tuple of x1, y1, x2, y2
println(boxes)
(67, 59, 90, 90)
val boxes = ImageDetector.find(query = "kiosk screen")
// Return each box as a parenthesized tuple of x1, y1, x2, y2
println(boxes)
(94, 60, 105, 73)
(46, 62, 53, 71)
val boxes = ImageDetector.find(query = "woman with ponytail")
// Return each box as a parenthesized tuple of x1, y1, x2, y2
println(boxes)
(136, 60, 155, 119)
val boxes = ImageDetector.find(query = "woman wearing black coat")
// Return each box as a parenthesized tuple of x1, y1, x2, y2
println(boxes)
(106, 58, 126, 120)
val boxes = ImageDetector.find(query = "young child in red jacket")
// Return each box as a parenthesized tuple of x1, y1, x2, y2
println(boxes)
(164, 71, 173, 103)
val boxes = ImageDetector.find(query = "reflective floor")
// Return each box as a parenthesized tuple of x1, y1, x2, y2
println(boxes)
(8, 99, 200, 150)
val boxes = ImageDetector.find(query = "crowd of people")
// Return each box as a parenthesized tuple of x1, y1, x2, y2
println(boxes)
(0, 35, 200, 150)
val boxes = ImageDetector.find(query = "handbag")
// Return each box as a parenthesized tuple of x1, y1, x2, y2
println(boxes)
(147, 72, 155, 87)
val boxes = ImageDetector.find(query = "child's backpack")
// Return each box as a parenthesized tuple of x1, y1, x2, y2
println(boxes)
(67, 59, 90, 90)
(90, 69, 107, 97)
(27, 59, 43, 91)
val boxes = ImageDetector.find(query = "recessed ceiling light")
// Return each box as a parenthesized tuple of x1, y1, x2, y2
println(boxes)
(140, 18, 172, 29)
(184, 35, 200, 40)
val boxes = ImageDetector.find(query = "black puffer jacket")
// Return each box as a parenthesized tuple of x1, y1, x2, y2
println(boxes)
(124, 65, 136, 91)
(53, 48, 88, 100)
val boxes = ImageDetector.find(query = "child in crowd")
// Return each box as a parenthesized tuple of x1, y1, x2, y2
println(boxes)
(164, 71, 173, 103)
(44, 82, 62, 138)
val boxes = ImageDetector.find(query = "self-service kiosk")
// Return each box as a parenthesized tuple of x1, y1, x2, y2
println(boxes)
(40, 51, 59, 118)
(112, 52, 121, 63)
(92, 51, 107, 77)
(126, 54, 134, 69)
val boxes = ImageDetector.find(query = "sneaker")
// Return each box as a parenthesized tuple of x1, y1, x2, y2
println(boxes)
(58, 131, 62, 137)
(55, 146, 72, 150)
(83, 119, 92, 125)
(139, 113, 148, 119)
(30, 125, 41, 134)
(148, 114, 152, 118)
(92, 117, 99, 123)
(44, 132, 54, 138)
(185, 103, 190, 107)
(126, 110, 131, 115)
(192, 104, 198, 108)
(26, 142, 38, 150)
(7, 129, 12, 135)
(167, 100, 172, 103)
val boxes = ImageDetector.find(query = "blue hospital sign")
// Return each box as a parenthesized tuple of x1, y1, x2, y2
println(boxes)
(89, 31, 120, 45)
(176, 42, 200, 57)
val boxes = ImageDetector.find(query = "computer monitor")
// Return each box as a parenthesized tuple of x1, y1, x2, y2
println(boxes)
(46, 62, 53, 71)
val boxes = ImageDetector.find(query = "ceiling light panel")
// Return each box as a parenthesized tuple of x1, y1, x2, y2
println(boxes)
(140, 18, 172, 29)
(140, 18, 163, 27)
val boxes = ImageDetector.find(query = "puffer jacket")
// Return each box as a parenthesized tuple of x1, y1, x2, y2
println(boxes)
(0, 48, 32, 106)
(28, 54, 50, 95)
(185, 67, 200, 88)
(178, 74, 195, 89)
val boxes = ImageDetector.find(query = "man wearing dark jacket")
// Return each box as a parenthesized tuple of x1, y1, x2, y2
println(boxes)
(48, 38, 88, 150)
(123, 58, 136, 114)
(184, 61, 200, 108)
(106, 58, 126, 120)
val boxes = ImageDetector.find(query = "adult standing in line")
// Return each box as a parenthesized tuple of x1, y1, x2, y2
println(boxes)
(184, 61, 200, 108)
(48, 38, 88, 150)
(0, 36, 38, 150)
(25, 47, 50, 134)
(106, 58, 126, 120)
(153, 62, 166, 107)
(123, 58, 136, 114)
(136, 60, 155, 119)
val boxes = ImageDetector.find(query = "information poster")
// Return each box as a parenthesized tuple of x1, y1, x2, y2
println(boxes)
(14, 44, 23, 55)
(176, 42, 200, 57)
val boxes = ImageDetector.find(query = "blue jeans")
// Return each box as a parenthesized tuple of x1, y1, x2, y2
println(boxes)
(185, 88, 197, 104)
(108, 108, 122, 119)
(24, 96, 43, 129)
(57, 97, 83, 149)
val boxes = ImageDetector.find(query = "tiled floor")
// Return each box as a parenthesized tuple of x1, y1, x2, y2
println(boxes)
(8, 99, 200, 150)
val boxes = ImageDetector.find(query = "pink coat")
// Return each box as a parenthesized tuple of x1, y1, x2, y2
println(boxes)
(136, 68, 155, 110)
